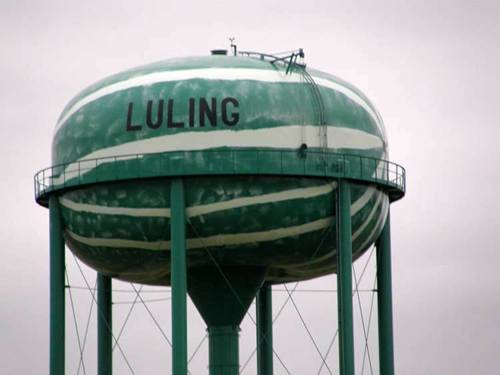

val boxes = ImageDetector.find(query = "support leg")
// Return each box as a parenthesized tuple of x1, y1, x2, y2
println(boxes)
(49, 195, 65, 375)
(256, 283, 273, 375)
(336, 180, 355, 375)
(170, 179, 188, 375)
(376, 211, 395, 375)
(98, 273, 112, 375)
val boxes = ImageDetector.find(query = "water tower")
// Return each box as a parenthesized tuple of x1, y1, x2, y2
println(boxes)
(35, 48, 405, 375)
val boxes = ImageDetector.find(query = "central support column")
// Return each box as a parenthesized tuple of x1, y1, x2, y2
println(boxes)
(188, 266, 266, 375)
(336, 180, 355, 375)
(97, 273, 112, 375)
(208, 326, 239, 375)
(256, 283, 273, 375)
(170, 179, 188, 375)
(376, 211, 395, 375)
(49, 195, 65, 375)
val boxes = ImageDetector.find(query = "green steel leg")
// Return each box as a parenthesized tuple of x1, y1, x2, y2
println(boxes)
(98, 273, 112, 375)
(376, 211, 395, 375)
(256, 283, 273, 375)
(336, 180, 355, 375)
(170, 179, 188, 375)
(49, 195, 65, 375)
(208, 326, 239, 375)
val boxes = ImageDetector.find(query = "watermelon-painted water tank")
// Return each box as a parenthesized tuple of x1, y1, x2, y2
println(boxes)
(35, 50, 405, 286)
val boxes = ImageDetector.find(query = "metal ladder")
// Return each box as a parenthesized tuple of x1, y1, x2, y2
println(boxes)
(298, 66, 328, 150)
(238, 48, 328, 151)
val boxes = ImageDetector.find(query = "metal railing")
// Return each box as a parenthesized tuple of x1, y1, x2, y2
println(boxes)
(34, 149, 405, 205)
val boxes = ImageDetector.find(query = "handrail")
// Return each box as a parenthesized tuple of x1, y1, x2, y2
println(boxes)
(34, 149, 406, 206)
(238, 50, 306, 70)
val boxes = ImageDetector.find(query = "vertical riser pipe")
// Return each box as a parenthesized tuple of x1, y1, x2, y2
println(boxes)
(208, 326, 239, 375)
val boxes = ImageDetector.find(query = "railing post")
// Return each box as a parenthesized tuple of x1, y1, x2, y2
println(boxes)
(336, 180, 355, 375)
(170, 178, 188, 375)
(49, 195, 65, 375)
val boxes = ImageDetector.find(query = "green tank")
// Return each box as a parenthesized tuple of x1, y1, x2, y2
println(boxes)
(40, 52, 395, 286)
(36, 50, 406, 375)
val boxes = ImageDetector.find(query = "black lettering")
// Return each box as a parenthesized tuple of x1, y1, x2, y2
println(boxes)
(188, 97, 195, 127)
(167, 99, 184, 128)
(146, 99, 164, 129)
(126, 97, 240, 131)
(126, 102, 142, 131)
(199, 97, 217, 127)
(221, 97, 239, 126)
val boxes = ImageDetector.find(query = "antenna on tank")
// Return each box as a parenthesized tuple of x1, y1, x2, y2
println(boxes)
(229, 37, 237, 56)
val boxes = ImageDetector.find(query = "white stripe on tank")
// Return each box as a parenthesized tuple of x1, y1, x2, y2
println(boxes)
(279, 197, 389, 278)
(65, 216, 333, 250)
(51, 125, 384, 185)
(70, 126, 382, 161)
(59, 198, 169, 217)
(56, 68, 382, 132)
(59, 182, 337, 217)
(282, 189, 383, 269)
(62, 186, 379, 255)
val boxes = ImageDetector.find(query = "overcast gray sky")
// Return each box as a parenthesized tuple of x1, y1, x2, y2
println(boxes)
(1, 0, 500, 374)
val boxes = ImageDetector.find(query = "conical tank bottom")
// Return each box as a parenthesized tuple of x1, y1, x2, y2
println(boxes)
(188, 266, 266, 375)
